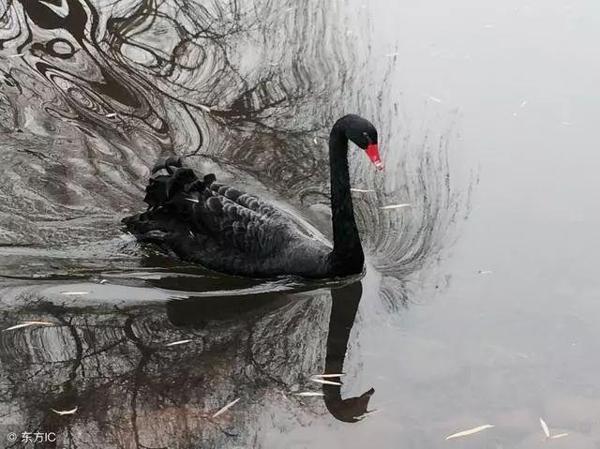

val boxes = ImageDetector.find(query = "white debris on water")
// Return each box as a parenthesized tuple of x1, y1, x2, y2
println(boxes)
(3, 321, 55, 332)
(310, 378, 342, 386)
(361, 409, 382, 418)
(445, 424, 495, 440)
(51, 407, 78, 415)
(380, 203, 411, 210)
(539, 417, 550, 438)
(61, 291, 89, 296)
(295, 392, 324, 397)
(165, 339, 192, 347)
(212, 398, 240, 418)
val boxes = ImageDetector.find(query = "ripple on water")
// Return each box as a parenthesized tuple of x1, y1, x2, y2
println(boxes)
(0, 0, 470, 446)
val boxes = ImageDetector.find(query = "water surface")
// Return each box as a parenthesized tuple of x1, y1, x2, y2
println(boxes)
(1, 0, 596, 448)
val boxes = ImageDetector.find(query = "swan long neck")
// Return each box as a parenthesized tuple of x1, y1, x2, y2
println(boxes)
(328, 127, 364, 275)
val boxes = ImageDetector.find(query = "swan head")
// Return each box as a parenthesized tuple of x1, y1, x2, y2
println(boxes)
(337, 114, 383, 170)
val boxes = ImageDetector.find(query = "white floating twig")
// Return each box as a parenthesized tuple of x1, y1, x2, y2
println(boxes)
(550, 433, 568, 440)
(310, 378, 342, 386)
(445, 424, 495, 440)
(3, 321, 55, 332)
(165, 339, 192, 347)
(212, 398, 240, 418)
(380, 203, 411, 210)
(361, 409, 382, 417)
(294, 392, 324, 397)
(312, 373, 345, 379)
(539, 417, 550, 438)
(428, 96, 443, 103)
(350, 188, 375, 193)
(61, 291, 89, 296)
(199, 104, 211, 113)
(51, 407, 78, 416)
(184, 197, 199, 203)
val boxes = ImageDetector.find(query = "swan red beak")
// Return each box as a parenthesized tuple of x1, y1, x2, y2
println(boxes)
(366, 143, 384, 170)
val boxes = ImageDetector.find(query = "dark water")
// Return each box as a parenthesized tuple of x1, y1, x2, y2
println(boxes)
(2, 0, 594, 448)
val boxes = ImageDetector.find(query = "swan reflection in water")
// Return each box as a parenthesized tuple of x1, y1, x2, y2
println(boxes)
(169, 279, 374, 424)
(0, 276, 374, 447)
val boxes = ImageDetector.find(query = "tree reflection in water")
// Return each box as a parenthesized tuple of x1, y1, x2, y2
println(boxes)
(0, 278, 372, 447)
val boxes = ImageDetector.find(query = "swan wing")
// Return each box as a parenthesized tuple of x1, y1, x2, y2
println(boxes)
(189, 183, 293, 256)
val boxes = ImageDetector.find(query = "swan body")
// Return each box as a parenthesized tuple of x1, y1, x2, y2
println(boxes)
(123, 115, 381, 278)
(124, 182, 334, 277)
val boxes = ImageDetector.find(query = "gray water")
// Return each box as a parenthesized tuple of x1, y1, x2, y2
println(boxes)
(0, 0, 598, 448)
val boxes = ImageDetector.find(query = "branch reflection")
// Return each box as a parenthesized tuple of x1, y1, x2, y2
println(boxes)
(0, 277, 372, 446)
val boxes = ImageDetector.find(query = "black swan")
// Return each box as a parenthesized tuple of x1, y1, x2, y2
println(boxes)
(123, 114, 382, 278)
